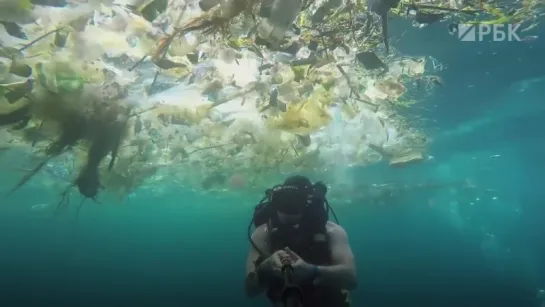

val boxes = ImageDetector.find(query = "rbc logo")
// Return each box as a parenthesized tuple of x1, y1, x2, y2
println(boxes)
(447, 23, 522, 42)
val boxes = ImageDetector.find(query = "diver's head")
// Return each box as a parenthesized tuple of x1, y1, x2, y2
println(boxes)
(271, 176, 313, 225)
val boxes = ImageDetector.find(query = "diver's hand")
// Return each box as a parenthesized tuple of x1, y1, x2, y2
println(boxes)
(284, 247, 317, 284)
(261, 250, 291, 278)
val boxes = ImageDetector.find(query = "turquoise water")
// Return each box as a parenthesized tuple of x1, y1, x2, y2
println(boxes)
(2, 22, 545, 307)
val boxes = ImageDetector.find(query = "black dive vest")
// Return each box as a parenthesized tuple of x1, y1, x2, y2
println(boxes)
(264, 222, 351, 307)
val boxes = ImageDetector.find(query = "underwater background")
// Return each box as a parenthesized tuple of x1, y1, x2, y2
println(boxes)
(1, 21, 545, 307)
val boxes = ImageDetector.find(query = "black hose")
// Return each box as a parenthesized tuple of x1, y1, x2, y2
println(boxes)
(326, 199, 339, 224)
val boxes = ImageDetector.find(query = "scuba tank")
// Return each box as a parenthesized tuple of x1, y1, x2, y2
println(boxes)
(256, 0, 302, 48)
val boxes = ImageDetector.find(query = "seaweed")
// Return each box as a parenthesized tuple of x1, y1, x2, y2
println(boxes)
(6, 160, 49, 197)
(45, 113, 87, 156)
(6, 113, 87, 196)
(55, 104, 129, 211)
(49, 103, 129, 221)
(74, 164, 101, 200)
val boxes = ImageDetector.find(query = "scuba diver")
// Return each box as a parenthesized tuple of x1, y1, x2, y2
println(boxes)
(245, 175, 357, 307)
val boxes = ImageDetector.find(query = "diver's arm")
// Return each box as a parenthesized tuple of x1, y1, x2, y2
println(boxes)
(245, 225, 271, 297)
(315, 224, 357, 289)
